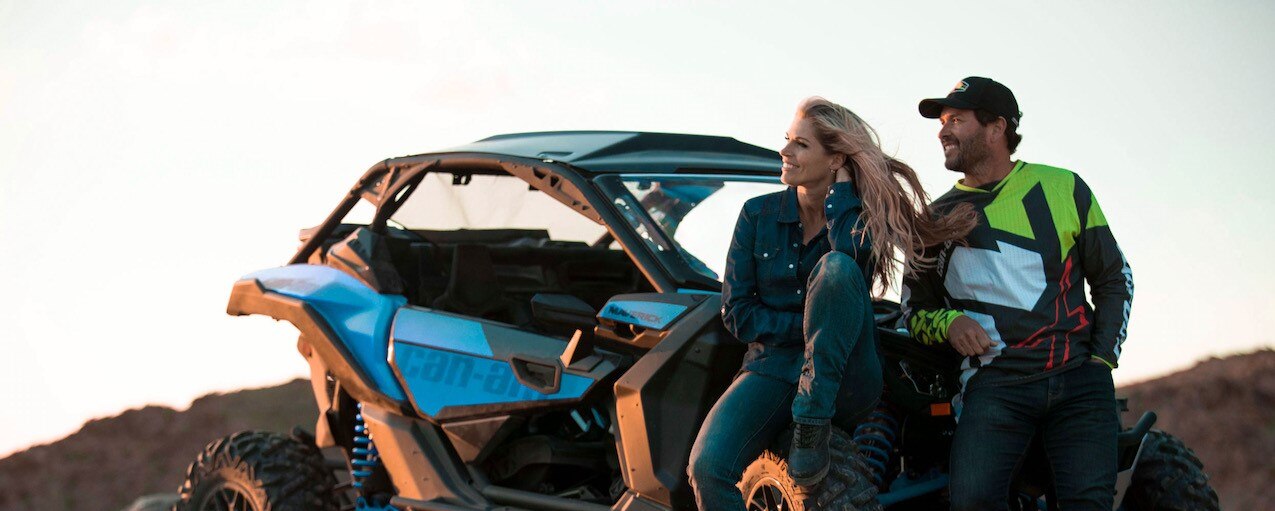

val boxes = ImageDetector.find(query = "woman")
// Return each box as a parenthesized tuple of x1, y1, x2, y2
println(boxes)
(687, 97, 977, 509)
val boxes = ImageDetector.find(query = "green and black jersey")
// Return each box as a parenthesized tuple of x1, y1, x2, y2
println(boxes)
(902, 161, 1133, 391)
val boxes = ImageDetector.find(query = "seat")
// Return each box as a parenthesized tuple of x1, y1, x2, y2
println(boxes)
(431, 244, 517, 323)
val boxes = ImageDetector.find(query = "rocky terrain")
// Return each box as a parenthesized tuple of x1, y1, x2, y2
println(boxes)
(0, 380, 317, 511)
(1121, 349, 1275, 511)
(1, 350, 1271, 511)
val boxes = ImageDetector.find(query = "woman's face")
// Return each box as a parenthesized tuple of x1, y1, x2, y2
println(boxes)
(780, 114, 842, 189)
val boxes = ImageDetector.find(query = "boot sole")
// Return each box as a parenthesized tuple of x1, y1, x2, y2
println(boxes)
(789, 461, 829, 487)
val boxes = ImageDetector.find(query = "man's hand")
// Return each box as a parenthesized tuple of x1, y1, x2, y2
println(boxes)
(948, 315, 992, 356)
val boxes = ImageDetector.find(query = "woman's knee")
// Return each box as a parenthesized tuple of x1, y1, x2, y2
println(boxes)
(686, 446, 736, 485)
(811, 251, 868, 293)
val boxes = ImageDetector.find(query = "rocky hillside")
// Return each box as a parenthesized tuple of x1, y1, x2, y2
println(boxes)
(1, 351, 1272, 511)
(0, 380, 317, 511)
(1121, 349, 1275, 511)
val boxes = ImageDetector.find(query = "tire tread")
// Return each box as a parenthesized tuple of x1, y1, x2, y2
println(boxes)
(175, 430, 339, 511)
(1123, 430, 1219, 511)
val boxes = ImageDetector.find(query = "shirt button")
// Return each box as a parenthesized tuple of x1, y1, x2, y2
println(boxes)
(829, 189, 835, 195)
(827, 204, 832, 209)
(789, 264, 795, 269)
(797, 289, 802, 295)
(763, 252, 769, 257)
(792, 243, 798, 248)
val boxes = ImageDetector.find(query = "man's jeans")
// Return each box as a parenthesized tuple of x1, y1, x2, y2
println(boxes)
(688, 252, 882, 510)
(950, 361, 1119, 511)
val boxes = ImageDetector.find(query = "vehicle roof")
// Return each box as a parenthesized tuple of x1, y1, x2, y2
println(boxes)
(396, 131, 781, 174)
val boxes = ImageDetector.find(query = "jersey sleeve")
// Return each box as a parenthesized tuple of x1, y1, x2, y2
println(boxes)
(901, 242, 963, 345)
(1076, 178, 1134, 367)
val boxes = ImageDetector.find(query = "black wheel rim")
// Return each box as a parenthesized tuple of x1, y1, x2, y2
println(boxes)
(745, 475, 791, 511)
(196, 482, 259, 511)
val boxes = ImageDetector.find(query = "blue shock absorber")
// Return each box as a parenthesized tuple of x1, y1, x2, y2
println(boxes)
(351, 403, 382, 507)
(853, 403, 899, 489)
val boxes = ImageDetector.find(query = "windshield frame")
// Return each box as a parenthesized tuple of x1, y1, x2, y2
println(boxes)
(594, 172, 785, 290)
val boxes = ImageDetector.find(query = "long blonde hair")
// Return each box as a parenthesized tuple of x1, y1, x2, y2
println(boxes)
(799, 96, 977, 295)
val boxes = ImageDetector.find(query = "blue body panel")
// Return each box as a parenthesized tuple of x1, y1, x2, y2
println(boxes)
(246, 265, 408, 401)
(393, 343, 593, 417)
(598, 300, 689, 330)
(392, 308, 493, 357)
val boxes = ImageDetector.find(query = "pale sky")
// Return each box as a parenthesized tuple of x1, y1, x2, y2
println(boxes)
(2, 1, 1273, 457)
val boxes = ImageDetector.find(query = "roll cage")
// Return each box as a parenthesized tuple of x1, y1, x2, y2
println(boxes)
(291, 140, 782, 294)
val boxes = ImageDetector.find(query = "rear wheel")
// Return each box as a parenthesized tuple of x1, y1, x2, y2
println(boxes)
(176, 430, 339, 511)
(1122, 430, 1219, 511)
(738, 427, 881, 511)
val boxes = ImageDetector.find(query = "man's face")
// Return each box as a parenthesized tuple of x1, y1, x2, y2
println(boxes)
(937, 107, 992, 173)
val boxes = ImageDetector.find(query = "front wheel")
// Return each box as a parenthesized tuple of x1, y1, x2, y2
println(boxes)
(175, 430, 339, 511)
(738, 427, 881, 511)
(1121, 430, 1219, 511)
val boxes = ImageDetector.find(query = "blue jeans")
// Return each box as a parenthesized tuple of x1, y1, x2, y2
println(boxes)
(688, 252, 882, 510)
(949, 361, 1119, 511)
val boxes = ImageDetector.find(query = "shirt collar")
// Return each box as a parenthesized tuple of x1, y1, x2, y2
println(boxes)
(778, 184, 862, 223)
(779, 186, 800, 223)
(954, 160, 1026, 193)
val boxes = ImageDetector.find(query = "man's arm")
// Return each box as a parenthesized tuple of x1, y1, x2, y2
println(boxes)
(902, 233, 958, 346)
(1077, 179, 1134, 368)
(903, 262, 991, 356)
(721, 204, 804, 347)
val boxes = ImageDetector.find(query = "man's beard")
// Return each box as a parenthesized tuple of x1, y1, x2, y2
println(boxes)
(944, 136, 989, 174)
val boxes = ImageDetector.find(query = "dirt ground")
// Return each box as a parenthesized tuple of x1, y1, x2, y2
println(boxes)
(1, 350, 1271, 511)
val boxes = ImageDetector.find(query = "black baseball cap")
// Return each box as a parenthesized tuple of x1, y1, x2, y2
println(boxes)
(919, 76, 1022, 127)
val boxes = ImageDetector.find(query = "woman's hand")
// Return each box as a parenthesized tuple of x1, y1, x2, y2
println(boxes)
(834, 167, 852, 183)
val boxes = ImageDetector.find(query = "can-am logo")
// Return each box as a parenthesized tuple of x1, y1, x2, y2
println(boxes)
(951, 81, 969, 94)
(398, 346, 546, 401)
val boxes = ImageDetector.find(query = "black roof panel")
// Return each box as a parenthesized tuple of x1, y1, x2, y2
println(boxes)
(421, 131, 780, 174)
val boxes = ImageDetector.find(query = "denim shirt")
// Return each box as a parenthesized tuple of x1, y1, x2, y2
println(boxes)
(721, 181, 874, 382)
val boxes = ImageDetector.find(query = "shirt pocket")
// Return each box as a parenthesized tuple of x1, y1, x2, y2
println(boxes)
(754, 245, 784, 289)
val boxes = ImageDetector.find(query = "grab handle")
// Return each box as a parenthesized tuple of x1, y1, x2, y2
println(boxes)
(508, 356, 562, 395)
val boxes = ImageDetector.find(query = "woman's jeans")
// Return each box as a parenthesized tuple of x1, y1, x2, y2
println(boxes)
(949, 361, 1119, 511)
(688, 252, 882, 510)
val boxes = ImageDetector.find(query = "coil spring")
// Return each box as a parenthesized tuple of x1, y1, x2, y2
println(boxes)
(351, 403, 381, 507)
(853, 403, 899, 489)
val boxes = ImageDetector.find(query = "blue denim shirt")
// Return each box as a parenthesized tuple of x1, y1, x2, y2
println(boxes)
(721, 181, 874, 382)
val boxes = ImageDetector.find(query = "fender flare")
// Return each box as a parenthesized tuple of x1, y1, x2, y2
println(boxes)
(227, 277, 407, 412)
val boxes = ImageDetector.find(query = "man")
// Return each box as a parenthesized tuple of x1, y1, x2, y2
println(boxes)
(902, 77, 1134, 510)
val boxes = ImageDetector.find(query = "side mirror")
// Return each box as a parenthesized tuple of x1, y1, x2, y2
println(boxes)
(530, 293, 598, 334)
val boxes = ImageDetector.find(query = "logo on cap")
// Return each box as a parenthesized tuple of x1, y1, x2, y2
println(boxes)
(951, 81, 969, 94)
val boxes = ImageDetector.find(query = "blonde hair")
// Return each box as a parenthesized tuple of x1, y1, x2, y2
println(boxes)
(799, 96, 977, 295)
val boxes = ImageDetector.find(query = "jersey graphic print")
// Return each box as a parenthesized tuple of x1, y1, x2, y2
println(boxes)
(903, 162, 1133, 390)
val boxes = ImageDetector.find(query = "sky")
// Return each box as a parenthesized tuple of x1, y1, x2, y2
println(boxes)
(2, 1, 1273, 457)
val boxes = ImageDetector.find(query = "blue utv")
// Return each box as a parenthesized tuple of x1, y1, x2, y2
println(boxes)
(174, 132, 1218, 511)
